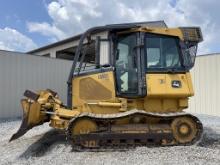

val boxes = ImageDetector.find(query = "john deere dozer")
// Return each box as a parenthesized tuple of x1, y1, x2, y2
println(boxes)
(10, 21, 203, 150)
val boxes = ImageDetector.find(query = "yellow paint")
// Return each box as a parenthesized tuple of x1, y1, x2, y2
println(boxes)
(146, 73, 194, 97)
(56, 108, 80, 118)
(139, 27, 184, 40)
(17, 70, 194, 135)
(72, 71, 118, 109)
(21, 99, 44, 125)
(118, 27, 184, 40)
(13, 25, 200, 141)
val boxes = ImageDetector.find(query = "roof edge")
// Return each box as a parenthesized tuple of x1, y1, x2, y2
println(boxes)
(27, 21, 167, 54)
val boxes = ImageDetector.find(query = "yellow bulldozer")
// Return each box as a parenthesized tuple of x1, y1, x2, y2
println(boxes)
(10, 21, 203, 150)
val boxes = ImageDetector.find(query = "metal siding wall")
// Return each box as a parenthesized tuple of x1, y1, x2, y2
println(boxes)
(188, 54, 220, 116)
(0, 51, 72, 119)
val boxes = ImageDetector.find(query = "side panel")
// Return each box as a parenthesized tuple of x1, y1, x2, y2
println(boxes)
(144, 72, 194, 112)
(146, 73, 194, 97)
(72, 71, 116, 108)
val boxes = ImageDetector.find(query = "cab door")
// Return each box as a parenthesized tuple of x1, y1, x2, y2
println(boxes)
(115, 33, 146, 98)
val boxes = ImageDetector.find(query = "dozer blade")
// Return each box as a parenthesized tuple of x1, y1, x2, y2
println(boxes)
(9, 98, 48, 142)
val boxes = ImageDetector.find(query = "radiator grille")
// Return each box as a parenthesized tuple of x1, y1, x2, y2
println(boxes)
(180, 27, 203, 42)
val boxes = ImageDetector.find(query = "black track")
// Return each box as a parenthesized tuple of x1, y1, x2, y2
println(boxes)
(66, 110, 203, 151)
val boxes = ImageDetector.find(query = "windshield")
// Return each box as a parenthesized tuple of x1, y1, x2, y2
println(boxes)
(145, 33, 183, 71)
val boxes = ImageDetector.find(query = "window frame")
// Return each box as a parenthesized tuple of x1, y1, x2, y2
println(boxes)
(144, 33, 187, 73)
(114, 32, 146, 98)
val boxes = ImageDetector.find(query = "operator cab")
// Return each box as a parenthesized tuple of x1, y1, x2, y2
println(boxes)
(68, 23, 202, 107)
(114, 31, 199, 98)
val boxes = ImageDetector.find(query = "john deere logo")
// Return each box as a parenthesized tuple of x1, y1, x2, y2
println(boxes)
(172, 80, 182, 88)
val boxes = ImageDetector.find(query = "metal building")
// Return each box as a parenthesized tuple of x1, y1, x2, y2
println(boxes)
(27, 21, 167, 59)
(0, 50, 72, 119)
(188, 54, 220, 116)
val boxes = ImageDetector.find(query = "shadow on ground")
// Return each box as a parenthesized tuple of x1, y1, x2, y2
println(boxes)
(197, 127, 220, 149)
(19, 126, 220, 158)
(20, 129, 67, 158)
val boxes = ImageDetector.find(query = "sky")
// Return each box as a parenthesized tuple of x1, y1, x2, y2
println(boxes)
(0, 0, 219, 55)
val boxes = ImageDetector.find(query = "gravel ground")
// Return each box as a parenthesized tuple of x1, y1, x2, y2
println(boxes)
(0, 115, 220, 165)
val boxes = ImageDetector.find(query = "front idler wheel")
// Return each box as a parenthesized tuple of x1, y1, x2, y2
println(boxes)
(68, 117, 98, 148)
(171, 116, 197, 144)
